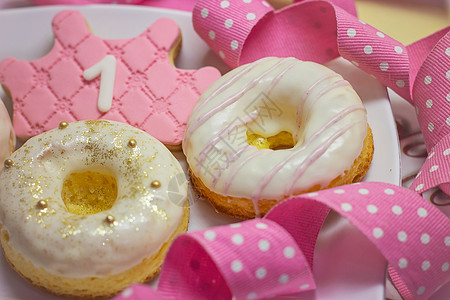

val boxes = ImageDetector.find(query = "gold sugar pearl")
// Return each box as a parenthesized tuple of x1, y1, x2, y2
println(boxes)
(105, 215, 116, 226)
(36, 200, 48, 210)
(4, 159, 13, 169)
(127, 139, 137, 148)
(58, 121, 69, 129)
(150, 180, 161, 189)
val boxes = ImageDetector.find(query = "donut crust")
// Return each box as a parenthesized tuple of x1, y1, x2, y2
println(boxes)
(0, 204, 189, 300)
(190, 126, 374, 220)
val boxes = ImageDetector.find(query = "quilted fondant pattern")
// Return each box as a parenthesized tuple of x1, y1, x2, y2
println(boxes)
(0, 10, 221, 145)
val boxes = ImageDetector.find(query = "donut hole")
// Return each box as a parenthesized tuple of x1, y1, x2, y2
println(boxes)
(247, 131, 295, 150)
(61, 171, 118, 215)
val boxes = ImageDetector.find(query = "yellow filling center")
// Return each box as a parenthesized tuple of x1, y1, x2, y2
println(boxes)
(61, 171, 118, 215)
(247, 131, 295, 150)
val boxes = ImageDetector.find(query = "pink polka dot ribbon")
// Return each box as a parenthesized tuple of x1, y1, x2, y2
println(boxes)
(29, 0, 145, 5)
(113, 182, 450, 300)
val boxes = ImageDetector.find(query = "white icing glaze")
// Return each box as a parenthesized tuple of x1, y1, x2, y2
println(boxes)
(0, 99, 15, 164)
(183, 57, 367, 209)
(0, 120, 186, 278)
(83, 55, 117, 113)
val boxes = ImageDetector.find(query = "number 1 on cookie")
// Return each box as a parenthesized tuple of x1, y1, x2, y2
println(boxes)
(83, 55, 117, 113)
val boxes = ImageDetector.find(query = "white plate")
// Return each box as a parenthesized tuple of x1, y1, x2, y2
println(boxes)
(0, 5, 400, 300)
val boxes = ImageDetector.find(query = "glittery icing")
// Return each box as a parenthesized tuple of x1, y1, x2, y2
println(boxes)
(0, 120, 187, 277)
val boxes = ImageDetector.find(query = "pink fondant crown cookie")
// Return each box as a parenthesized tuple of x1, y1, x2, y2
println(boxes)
(0, 10, 221, 146)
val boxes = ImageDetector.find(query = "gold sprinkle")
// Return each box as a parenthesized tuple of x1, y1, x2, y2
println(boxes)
(150, 180, 161, 189)
(4, 159, 13, 168)
(104, 215, 116, 226)
(58, 121, 69, 129)
(36, 200, 48, 210)
(128, 139, 137, 148)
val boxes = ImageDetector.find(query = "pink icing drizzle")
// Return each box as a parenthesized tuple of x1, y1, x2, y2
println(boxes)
(251, 105, 366, 203)
(185, 59, 288, 143)
(285, 120, 364, 195)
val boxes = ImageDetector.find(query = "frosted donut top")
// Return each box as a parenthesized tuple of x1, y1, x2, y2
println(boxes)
(0, 120, 187, 277)
(183, 57, 367, 203)
(0, 99, 14, 164)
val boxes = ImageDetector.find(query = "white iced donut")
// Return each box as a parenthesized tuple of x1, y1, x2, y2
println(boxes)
(0, 99, 15, 165)
(0, 120, 189, 298)
(183, 57, 373, 219)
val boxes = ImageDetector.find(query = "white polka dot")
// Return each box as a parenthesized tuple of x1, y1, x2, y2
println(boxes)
(231, 259, 243, 272)
(395, 46, 403, 54)
(444, 149, 450, 156)
(396, 80, 405, 88)
(341, 203, 352, 211)
(243, 0, 252, 3)
(442, 262, 449, 271)
(351, 61, 359, 67)
(398, 258, 408, 268)
(219, 50, 225, 59)
(428, 152, 435, 159)
(347, 28, 356, 37)
(359, 188, 369, 195)
(256, 222, 268, 229)
(384, 188, 395, 195)
(255, 267, 267, 279)
(367, 204, 378, 214)
(376, 31, 385, 38)
(208, 30, 216, 40)
(221, 1, 230, 8)
(307, 192, 318, 197)
(122, 287, 133, 298)
(421, 233, 430, 244)
(379, 62, 389, 71)
(300, 284, 310, 290)
(424, 75, 432, 85)
(262, 1, 270, 7)
(230, 223, 241, 228)
(230, 40, 239, 50)
(447, 93, 450, 102)
(246, 13, 256, 20)
(364, 45, 373, 54)
(392, 205, 403, 215)
(232, 234, 244, 245)
(428, 122, 434, 132)
(417, 286, 426, 295)
(430, 165, 439, 172)
(334, 189, 345, 194)
(397, 231, 407, 242)
(415, 183, 424, 192)
(279, 274, 289, 284)
(418, 207, 428, 218)
(283, 246, 295, 258)
(204, 230, 216, 241)
(201, 8, 209, 18)
(445, 236, 450, 246)
(426, 99, 433, 108)
(447, 70, 450, 79)
(373, 227, 383, 239)
(224, 19, 233, 28)
(446, 47, 450, 56)
(247, 292, 257, 300)
(422, 260, 431, 271)
(258, 239, 270, 251)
